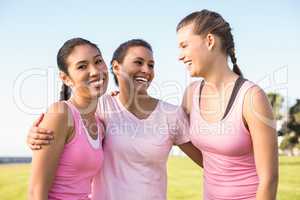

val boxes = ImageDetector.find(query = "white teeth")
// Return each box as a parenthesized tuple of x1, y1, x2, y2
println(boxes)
(135, 77, 148, 82)
(89, 79, 104, 87)
(186, 61, 192, 66)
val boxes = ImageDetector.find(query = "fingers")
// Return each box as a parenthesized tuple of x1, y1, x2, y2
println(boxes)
(110, 91, 119, 96)
(29, 137, 51, 145)
(29, 143, 41, 150)
(33, 113, 45, 127)
(29, 126, 53, 139)
(27, 113, 53, 151)
(30, 132, 53, 141)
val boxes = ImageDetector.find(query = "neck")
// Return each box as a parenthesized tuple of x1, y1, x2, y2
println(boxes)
(69, 95, 98, 117)
(202, 55, 239, 90)
(118, 84, 150, 110)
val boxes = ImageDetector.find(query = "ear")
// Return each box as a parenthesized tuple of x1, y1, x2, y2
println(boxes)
(59, 71, 73, 87)
(206, 33, 215, 51)
(112, 60, 121, 76)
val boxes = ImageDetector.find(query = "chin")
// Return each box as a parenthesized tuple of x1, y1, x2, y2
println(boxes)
(95, 90, 106, 98)
(135, 87, 148, 95)
(86, 91, 100, 99)
(191, 68, 204, 77)
(189, 70, 198, 77)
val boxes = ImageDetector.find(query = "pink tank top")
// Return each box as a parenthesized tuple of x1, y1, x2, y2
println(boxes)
(48, 101, 104, 200)
(190, 78, 259, 200)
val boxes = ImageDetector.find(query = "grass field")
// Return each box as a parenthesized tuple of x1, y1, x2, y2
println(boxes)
(0, 156, 299, 200)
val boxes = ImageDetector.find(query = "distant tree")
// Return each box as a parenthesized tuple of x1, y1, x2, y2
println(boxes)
(279, 99, 300, 155)
(287, 99, 300, 137)
(267, 93, 284, 120)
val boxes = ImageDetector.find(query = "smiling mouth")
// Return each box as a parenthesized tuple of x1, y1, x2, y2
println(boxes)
(134, 76, 149, 85)
(184, 60, 192, 66)
(88, 77, 106, 87)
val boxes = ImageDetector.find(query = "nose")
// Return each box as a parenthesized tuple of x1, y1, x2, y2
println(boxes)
(178, 51, 185, 61)
(141, 64, 152, 74)
(90, 63, 107, 76)
(90, 64, 100, 76)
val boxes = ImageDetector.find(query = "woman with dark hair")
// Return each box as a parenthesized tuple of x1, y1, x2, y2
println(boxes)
(91, 39, 203, 200)
(176, 9, 278, 200)
(29, 38, 108, 199)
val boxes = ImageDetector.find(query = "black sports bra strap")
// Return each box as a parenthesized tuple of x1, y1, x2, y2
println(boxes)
(198, 77, 247, 120)
(222, 77, 246, 119)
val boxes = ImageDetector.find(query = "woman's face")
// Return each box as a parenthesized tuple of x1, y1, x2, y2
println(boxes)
(177, 24, 211, 77)
(114, 46, 155, 94)
(62, 44, 109, 99)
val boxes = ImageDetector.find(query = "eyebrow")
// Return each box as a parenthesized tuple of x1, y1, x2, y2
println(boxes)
(135, 57, 154, 63)
(76, 60, 88, 65)
(94, 54, 102, 59)
(75, 54, 102, 65)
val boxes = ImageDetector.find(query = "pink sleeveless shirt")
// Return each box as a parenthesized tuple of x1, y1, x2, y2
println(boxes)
(190, 79, 259, 200)
(48, 101, 104, 200)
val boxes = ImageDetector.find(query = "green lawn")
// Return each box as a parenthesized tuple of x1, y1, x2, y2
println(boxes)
(0, 156, 299, 200)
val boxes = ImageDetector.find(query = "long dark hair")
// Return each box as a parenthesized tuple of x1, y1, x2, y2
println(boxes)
(177, 9, 243, 77)
(57, 37, 101, 100)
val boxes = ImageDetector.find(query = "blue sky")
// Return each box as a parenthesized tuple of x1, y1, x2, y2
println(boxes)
(1, 0, 299, 156)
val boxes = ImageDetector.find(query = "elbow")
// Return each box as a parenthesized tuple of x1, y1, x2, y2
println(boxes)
(258, 173, 278, 199)
(259, 171, 278, 190)
(28, 183, 47, 200)
(28, 185, 36, 200)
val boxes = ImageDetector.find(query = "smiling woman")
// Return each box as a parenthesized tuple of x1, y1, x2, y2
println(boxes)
(57, 39, 108, 101)
(176, 10, 278, 200)
(29, 38, 108, 200)
(89, 39, 204, 200)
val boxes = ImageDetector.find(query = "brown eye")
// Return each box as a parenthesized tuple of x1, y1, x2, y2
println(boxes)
(148, 64, 154, 68)
(77, 65, 87, 70)
(95, 59, 103, 65)
(134, 60, 143, 65)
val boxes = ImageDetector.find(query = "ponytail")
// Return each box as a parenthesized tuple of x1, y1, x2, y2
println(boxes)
(228, 47, 243, 77)
(60, 83, 71, 101)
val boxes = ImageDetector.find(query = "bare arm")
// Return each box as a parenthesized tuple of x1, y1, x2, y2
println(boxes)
(243, 86, 278, 200)
(181, 81, 198, 116)
(179, 82, 203, 167)
(178, 142, 203, 168)
(29, 102, 72, 200)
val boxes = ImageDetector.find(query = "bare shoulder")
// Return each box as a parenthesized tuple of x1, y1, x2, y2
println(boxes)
(47, 101, 69, 114)
(182, 81, 200, 115)
(243, 85, 272, 113)
(185, 81, 199, 94)
(40, 101, 73, 136)
(243, 85, 275, 129)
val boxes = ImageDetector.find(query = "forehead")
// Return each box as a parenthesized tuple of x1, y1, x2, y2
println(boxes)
(125, 46, 153, 60)
(67, 44, 101, 63)
(177, 24, 196, 41)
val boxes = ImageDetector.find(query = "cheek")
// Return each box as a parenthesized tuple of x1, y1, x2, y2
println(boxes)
(150, 70, 155, 80)
(120, 67, 130, 76)
(117, 67, 131, 81)
(193, 46, 207, 61)
(71, 73, 88, 88)
(100, 63, 108, 71)
(186, 45, 199, 58)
